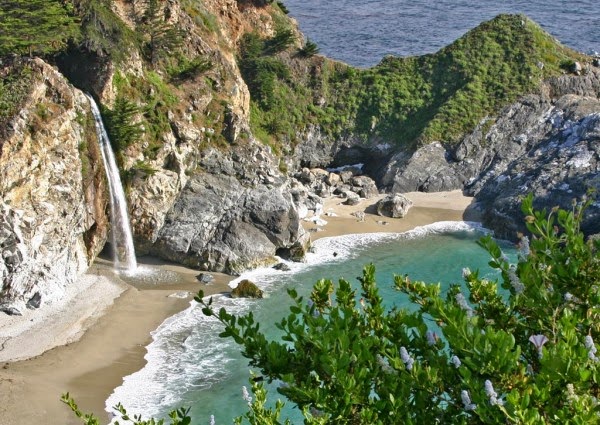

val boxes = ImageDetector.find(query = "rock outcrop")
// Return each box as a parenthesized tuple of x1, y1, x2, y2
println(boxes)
(149, 144, 307, 274)
(0, 58, 108, 314)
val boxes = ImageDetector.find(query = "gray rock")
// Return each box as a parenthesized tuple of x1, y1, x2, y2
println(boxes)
(376, 194, 413, 218)
(150, 145, 307, 274)
(196, 273, 214, 284)
(273, 262, 291, 271)
(26, 292, 42, 309)
(343, 191, 361, 206)
(0, 304, 23, 316)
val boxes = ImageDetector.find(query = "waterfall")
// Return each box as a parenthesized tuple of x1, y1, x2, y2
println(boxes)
(86, 94, 138, 273)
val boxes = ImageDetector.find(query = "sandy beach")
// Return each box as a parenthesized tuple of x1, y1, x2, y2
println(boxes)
(0, 190, 478, 425)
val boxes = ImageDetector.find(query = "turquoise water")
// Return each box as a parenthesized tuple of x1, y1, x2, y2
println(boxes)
(107, 222, 516, 423)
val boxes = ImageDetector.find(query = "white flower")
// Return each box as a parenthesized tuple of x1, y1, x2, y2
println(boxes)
(242, 386, 252, 404)
(461, 390, 476, 411)
(400, 346, 414, 371)
(564, 292, 573, 302)
(451, 355, 461, 368)
(484, 380, 504, 406)
(529, 334, 549, 358)
(209, 415, 215, 425)
(426, 330, 438, 346)
(455, 293, 474, 317)
(462, 267, 472, 279)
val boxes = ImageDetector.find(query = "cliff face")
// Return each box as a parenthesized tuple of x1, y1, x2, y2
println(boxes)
(0, 58, 108, 314)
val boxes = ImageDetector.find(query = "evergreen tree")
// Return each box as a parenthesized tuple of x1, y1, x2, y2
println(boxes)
(141, 0, 184, 66)
(0, 0, 80, 56)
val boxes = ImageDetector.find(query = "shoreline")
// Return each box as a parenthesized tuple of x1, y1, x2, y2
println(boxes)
(0, 190, 478, 425)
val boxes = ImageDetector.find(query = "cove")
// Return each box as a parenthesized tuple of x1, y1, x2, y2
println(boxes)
(107, 222, 516, 423)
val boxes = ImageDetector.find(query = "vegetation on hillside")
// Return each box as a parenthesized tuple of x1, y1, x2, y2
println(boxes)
(65, 195, 600, 423)
(0, 0, 80, 57)
(240, 14, 585, 151)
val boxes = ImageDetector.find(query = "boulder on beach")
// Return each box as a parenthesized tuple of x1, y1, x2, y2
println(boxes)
(376, 194, 413, 218)
(196, 273, 214, 284)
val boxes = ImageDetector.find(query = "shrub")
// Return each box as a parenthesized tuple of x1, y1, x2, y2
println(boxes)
(101, 96, 143, 154)
(298, 38, 319, 58)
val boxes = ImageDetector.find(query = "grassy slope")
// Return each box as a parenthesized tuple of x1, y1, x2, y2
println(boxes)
(246, 13, 586, 152)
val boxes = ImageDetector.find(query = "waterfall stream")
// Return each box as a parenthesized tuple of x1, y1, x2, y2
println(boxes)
(86, 94, 138, 273)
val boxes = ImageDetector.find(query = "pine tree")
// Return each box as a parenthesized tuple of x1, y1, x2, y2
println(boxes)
(141, 0, 184, 66)
(0, 0, 80, 56)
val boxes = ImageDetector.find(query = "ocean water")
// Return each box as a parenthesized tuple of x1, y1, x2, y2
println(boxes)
(107, 222, 517, 423)
(285, 0, 600, 68)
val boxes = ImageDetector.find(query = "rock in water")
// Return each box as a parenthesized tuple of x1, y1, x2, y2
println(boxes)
(376, 194, 413, 218)
(231, 279, 263, 299)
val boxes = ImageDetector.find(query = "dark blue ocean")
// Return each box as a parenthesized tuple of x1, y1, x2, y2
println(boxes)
(285, 0, 600, 68)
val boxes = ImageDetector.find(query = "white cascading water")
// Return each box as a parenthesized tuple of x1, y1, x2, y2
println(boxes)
(86, 94, 138, 273)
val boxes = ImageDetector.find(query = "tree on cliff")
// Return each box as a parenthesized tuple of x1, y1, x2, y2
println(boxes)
(64, 195, 600, 423)
(0, 0, 80, 57)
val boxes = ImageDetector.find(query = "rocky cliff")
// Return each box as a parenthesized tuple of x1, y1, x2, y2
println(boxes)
(0, 58, 108, 314)
(1, 0, 598, 313)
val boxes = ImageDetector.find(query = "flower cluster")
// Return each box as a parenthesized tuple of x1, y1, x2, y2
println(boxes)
(585, 335, 599, 362)
(484, 380, 504, 406)
(518, 235, 530, 259)
(507, 265, 525, 294)
(461, 390, 476, 411)
(426, 330, 438, 346)
(455, 292, 474, 317)
(376, 354, 395, 374)
(400, 346, 414, 371)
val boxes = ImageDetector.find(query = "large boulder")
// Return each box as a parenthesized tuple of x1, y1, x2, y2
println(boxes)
(376, 194, 413, 218)
(231, 279, 263, 299)
(150, 144, 308, 275)
(474, 96, 600, 239)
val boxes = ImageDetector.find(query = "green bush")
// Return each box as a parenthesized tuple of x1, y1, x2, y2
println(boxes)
(101, 96, 143, 154)
(73, 0, 137, 62)
(298, 38, 319, 58)
(0, 63, 33, 124)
